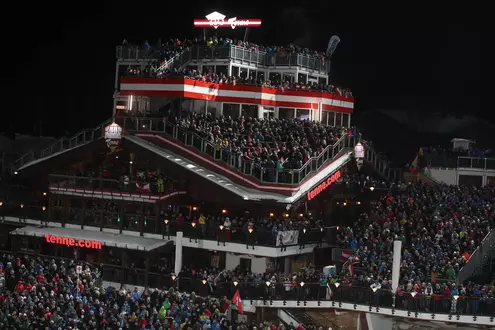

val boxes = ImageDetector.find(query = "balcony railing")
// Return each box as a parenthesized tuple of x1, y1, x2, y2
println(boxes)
(457, 156, 495, 170)
(122, 117, 352, 186)
(12, 119, 112, 172)
(457, 228, 495, 282)
(48, 174, 174, 194)
(116, 45, 330, 73)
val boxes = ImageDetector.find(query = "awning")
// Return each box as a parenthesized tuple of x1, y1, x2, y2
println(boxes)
(10, 226, 172, 251)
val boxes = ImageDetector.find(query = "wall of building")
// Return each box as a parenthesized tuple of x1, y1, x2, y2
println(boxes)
(429, 168, 457, 185)
(225, 253, 267, 274)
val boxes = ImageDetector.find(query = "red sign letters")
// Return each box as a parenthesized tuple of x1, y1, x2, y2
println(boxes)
(45, 234, 102, 249)
(307, 170, 341, 201)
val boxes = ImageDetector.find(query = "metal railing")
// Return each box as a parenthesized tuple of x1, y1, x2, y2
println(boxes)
(116, 45, 331, 73)
(457, 229, 495, 282)
(121, 117, 352, 185)
(457, 156, 495, 171)
(48, 174, 173, 194)
(11, 119, 112, 172)
(363, 145, 402, 182)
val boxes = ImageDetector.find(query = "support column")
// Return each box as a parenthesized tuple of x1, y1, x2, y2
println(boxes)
(144, 255, 150, 288)
(139, 203, 144, 236)
(257, 105, 263, 119)
(175, 232, 183, 275)
(99, 199, 105, 231)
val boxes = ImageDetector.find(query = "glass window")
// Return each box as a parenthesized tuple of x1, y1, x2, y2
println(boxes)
(222, 103, 240, 118)
(321, 111, 329, 125)
(342, 113, 349, 128)
(231, 66, 239, 77)
(296, 109, 310, 120)
(278, 108, 294, 120)
(241, 104, 258, 118)
(298, 73, 308, 84)
(249, 70, 257, 83)
(269, 72, 281, 84)
(283, 73, 294, 83)
(328, 111, 335, 126)
(239, 67, 248, 80)
(257, 71, 265, 82)
(215, 65, 228, 76)
(335, 112, 343, 127)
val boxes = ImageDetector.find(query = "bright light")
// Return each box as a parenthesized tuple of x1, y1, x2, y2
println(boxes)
(219, 225, 224, 230)
(0, 202, 3, 207)
(20, 204, 24, 209)
(372, 287, 378, 293)
(233, 281, 238, 286)
(356, 201, 361, 205)
(14, 171, 18, 175)
(453, 295, 459, 300)
(164, 219, 169, 224)
(222, 209, 227, 214)
(248, 228, 254, 233)
(42, 206, 46, 211)
(300, 281, 305, 287)
(334, 282, 340, 288)
(202, 279, 207, 285)
(410, 291, 417, 297)
(265, 281, 271, 287)
(298, 213, 303, 217)
(284, 213, 289, 218)
(269, 212, 274, 217)
(171, 275, 177, 281)
(343, 202, 347, 206)
(192, 206, 198, 211)
(191, 222, 196, 228)
(42, 192, 47, 196)
(303, 228, 307, 234)
(370, 186, 375, 192)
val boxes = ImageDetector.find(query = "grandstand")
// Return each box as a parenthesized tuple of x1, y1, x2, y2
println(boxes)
(0, 16, 494, 330)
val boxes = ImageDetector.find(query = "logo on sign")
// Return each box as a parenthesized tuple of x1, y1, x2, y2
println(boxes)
(307, 170, 341, 201)
(194, 11, 262, 29)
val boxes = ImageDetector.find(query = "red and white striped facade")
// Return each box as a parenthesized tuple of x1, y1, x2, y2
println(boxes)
(120, 78, 354, 113)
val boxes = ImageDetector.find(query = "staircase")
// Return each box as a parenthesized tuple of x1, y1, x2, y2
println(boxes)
(11, 119, 112, 173)
(157, 49, 192, 73)
(457, 228, 495, 283)
(121, 117, 352, 187)
(285, 309, 348, 330)
(363, 145, 402, 182)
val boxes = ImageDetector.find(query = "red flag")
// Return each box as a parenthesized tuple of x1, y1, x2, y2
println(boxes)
(232, 289, 243, 314)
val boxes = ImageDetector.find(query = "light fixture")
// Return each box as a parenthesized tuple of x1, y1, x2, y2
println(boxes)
(191, 222, 196, 228)
(222, 209, 227, 214)
(233, 281, 238, 286)
(284, 213, 289, 218)
(300, 281, 305, 287)
(14, 171, 18, 175)
(20, 204, 24, 209)
(192, 206, 198, 211)
(42, 206, 46, 211)
(164, 219, 169, 224)
(334, 282, 340, 288)
(0, 202, 3, 207)
(356, 201, 361, 205)
(42, 192, 47, 196)
(370, 186, 375, 191)
(129, 161, 133, 164)
(411, 291, 417, 298)
(248, 228, 254, 233)
(453, 295, 459, 301)
(219, 225, 224, 230)
(320, 227, 324, 232)
(265, 281, 271, 287)
(202, 279, 207, 285)
(171, 275, 177, 281)
(299, 213, 303, 217)
(371, 287, 378, 293)
(269, 212, 274, 217)
(303, 228, 307, 234)
(343, 202, 347, 206)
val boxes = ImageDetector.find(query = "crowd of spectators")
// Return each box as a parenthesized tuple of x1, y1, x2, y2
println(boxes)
(121, 36, 352, 98)
(168, 112, 353, 170)
(1, 253, 297, 330)
(334, 181, 495, 297)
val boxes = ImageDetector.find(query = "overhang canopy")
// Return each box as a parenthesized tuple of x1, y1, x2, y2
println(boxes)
(11, 226, 172, 251)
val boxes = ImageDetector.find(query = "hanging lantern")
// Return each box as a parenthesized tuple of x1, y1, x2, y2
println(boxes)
(105, 122, 123, 153)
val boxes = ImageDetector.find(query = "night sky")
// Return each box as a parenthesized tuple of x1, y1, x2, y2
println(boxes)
(4, 2, 483, 141)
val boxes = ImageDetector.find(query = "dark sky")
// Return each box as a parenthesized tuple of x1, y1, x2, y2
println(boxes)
(3, 2, 484, 138)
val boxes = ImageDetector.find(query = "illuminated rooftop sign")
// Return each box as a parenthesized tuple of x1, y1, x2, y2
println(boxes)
(194, 11, 262, 29)
(307, 170, 341, 201)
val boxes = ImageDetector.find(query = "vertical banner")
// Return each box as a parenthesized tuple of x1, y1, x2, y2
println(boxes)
(391, 240, 402, 293)
(175, 232, 183, 275)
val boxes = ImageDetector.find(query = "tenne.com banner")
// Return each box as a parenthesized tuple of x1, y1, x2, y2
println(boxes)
(45, 234, 102, 249)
